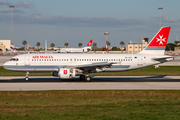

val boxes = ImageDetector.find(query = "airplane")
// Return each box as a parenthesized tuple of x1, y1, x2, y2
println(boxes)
(55, 39, 93, 53)
(3, 27, 173, 81)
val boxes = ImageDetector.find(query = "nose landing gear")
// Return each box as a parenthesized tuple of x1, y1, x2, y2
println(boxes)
(25, 72, 29, 81)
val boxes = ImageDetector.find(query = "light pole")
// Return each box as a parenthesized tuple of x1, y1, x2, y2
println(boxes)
(158, 7, 163, 28)
(104, 32, 109, 53)
(9, 5, 14, 46)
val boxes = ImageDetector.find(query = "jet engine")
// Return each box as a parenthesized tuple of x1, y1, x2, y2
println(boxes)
(52, 68, 83, 79)
(58, 68, 76, 79)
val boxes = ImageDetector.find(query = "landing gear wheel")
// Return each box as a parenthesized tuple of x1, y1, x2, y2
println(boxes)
(25, 72, 29, 81)
(86, 76, 91, 82)
(80, 75, 85, 80)
(25, 77, 29, 81)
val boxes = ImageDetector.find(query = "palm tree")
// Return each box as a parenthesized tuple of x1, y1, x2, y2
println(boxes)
(174, 41, 180, 46)
(107, 41, 110, 52)
(64, 42, 69, 48)
(36, 42, 40, 50)
(120, 41, 125, 53)
(78, 43, 83, 48)
(50, 43, 55, 50)
(22, 40, 27, 50)
(93, 42, 97, 53)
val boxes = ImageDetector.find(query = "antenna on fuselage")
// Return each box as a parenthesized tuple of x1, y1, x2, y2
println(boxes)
(45, 39, 47, 53)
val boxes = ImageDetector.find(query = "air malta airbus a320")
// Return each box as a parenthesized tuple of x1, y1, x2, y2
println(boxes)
(3, 27, 173, 81)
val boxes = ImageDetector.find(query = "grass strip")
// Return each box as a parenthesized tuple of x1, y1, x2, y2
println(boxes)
(0, 90, 180, 120)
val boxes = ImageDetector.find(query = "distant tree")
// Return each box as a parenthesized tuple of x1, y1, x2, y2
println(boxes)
(112, 47, 118, 51)
(64, 42, 69, 48)
(120, 41, 125, 53)
(78, 43, 83, 48)
(36, 42, 40, 50)
(166, 43, 176, 51)
(50, 43, 55, 50)
(22, 40, 27, 50)
(93, 42, 97, 53)
(174, 41, 180, 46)
(102, 47, 106, 51)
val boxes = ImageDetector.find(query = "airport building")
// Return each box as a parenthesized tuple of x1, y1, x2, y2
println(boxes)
(0, 40, 11, 52)
(126, 38, 148, 53)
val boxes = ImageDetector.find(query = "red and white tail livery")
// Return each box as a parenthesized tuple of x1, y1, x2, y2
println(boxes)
(58, 39, 93, 53)
(139, 27, 171, 55)
(87, 39, 93, 46)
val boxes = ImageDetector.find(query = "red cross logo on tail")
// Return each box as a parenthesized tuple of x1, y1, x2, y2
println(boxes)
(156, 35, 166, 45)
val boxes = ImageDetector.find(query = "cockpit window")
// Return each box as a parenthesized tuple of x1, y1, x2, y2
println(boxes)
(10, 58, 19, 61)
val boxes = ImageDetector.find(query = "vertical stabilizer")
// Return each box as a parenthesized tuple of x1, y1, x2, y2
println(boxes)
(139, 27, 171, 55)
(87, 39, 93, 46)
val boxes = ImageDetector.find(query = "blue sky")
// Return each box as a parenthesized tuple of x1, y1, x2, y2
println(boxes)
(0, 0, 180, 47)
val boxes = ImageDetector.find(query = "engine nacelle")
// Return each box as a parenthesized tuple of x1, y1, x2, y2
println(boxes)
(58, 68, 76, 79)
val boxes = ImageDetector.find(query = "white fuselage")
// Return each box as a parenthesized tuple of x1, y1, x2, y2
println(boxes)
(59, 47, 92, 53)
(3, 53, 170, 72)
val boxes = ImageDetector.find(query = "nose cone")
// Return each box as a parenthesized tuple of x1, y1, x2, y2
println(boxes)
(3, 61, 11, 70)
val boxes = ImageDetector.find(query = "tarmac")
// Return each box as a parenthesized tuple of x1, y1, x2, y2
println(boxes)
(0, 76, 180, 91)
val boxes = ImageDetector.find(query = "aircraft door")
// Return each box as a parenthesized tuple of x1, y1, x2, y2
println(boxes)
(24, 55, 30, 65)
(138, 56, 143, 66)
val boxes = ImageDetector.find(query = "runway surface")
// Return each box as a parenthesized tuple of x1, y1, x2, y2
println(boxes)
(0, 76, 180, 91)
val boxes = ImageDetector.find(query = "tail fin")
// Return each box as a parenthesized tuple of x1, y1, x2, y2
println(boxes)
(87, 39, 93, 46)
(139, 26, 171, 55)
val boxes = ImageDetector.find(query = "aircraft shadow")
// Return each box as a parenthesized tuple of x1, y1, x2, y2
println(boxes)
(0, 76, 180, 83)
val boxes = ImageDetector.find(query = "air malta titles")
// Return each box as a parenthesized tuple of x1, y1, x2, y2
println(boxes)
(32, 55, 53, 59)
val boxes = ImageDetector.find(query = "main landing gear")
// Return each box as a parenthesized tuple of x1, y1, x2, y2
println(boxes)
(80, 75, 91, 82)
(25, 72, 29, 81)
